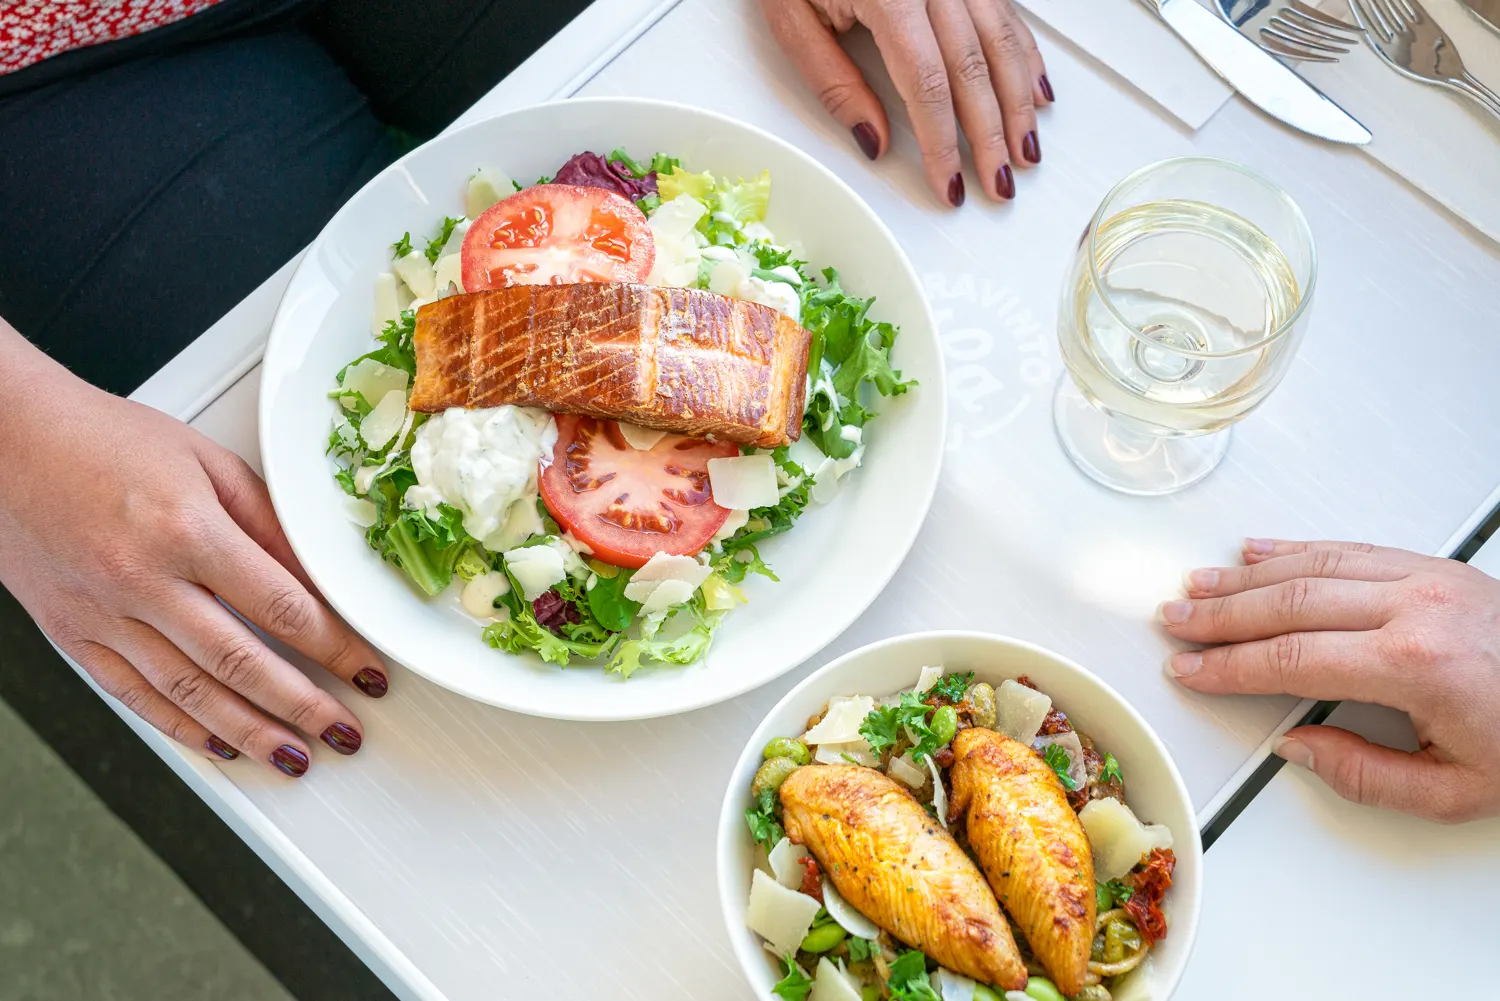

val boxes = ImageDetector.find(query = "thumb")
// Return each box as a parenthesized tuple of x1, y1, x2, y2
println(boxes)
(1276, 725, 1473, 824)
(761, 0, 890, 160)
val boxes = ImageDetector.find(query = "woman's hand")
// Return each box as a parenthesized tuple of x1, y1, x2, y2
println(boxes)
(1161, 539, 1500, 823)
(0, 323, 388, 777)
(761, 0, 1051, 206)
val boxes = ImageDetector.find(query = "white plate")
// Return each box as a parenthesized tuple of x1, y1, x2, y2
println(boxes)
(259, 98, 945, 721)
(717, 631, 1202, 1000)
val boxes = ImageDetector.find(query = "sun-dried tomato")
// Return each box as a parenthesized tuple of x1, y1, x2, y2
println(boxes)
(1124, 848, 1176, 945)
(799, 858, 824, 902)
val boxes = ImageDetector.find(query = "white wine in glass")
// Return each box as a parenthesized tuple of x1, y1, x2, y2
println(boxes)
(1054, 158, 1315, 494)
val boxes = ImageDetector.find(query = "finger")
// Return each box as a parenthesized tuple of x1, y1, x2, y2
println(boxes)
(1277, 726, 1479, 823)
(1241, 537, 1430, 567)
(198, 444, 317, 594)
(72, 639, 232, 762)
(1166, 630, 1394, 702)
(965, 0, 1040, 167)
(1158, 578, 1394, 643)
(196, 525, 390, 700)
(760, 0, 890, 161)
(928, 0, 1013, 202)
(112, 621, 314, 776)
(149, 584, 365, 759)
(1006, 11, 1052, 106)
(865, 0, 966, 205)
(1183, 550, 1412, 599)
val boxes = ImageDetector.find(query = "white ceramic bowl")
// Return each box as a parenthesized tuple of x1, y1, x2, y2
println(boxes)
(716, 631, 1202, 1000)
(258, 98, 945, 721)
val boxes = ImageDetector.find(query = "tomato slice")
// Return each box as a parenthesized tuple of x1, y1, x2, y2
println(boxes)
(460, 184, 654, 291)
(539, 416, 737, 569)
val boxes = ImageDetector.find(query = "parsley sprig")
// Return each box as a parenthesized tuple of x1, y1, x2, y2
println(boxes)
(924, 671, 973, 704)
(1043, 743, 1080, 790)
(745, 787, 783, 848)
(859, 691, 943, 762)
(1096, 878, 1134, 912)
(423, 216, 463, 264)
(847, 937, 878, 963)
(1101, 752, 1123, 784)
(886, 951, 941, 1001)
(771, 955, 812, 1001)
(390, 231, 413, 258)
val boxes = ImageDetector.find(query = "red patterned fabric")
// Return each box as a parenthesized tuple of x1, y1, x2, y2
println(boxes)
(0, 0, 222, 74)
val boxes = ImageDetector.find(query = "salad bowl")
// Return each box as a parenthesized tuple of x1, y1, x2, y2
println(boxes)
(258, 98, 945, 721)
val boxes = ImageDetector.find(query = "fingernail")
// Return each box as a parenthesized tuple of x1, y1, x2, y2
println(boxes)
(206, 735, 239, 760)
(1274, 735, 1315, 771)
(1166, 651, 1202, 679)
(353, 667, 388, 698)
(852, 122, 879, 160)
(1244, 538, 1274, 555)
(995, 164, 1015, 200)
(270, 745, 309, 777)
(1158, 600, 1193, 625)
(947, 172, 966, 207)
(321, 723, 362, 756)
(1185, 568, 1219, 593)
(1039, 74, 1055, 103)
(1022, 131, 1041, 164)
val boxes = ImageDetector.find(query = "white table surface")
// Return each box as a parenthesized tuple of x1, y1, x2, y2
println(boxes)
(100, 1, 1500, 998)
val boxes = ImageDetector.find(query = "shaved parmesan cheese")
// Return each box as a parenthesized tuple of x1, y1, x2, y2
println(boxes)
(345, 497, 378, 527)
(708, 454, 779, 511)
(935, 968, 977, 1001)
(460, 571, 510, 618)
(713, 508, 749, 543)
(359, 390, 408, 450)
(811, 958, 863, 1001)
(394, 250, 436, 298)
(1033, 732, 1087, 792)
(332, 414, 360, 451)
(647, 194, 707, 287)
(746, 869, 820, 956)
(371, 272, 401, 335)
(618, 422, 667, 451)
(559, 531, 593, 556)
(915, 665, 944, 694)
(814, 740, 879, 767)
(768, 837, 813, 889)
(503, 544, 566, 601)
(433, 253, 464, 295)
(624, 552, 711, 613)
(997, 679, 1052, 745)
(1079, 798, 1175, 882)
(803, 696, 874, 745)
(466, 167, 514, 218)
(821, 878, 881, 940)
(887, 752, 927, 790)
(927, 753, 949, 830)
(341, 358, 409, 407)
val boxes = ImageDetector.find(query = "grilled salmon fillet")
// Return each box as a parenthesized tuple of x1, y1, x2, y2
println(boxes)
(950, 728, 1096, 997)
(779, 765, 1027, 989)
(407, 283, 811, 448)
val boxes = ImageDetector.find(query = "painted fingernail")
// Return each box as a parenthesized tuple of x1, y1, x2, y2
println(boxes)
(1039, 74, 1055, 103)
(270, 745, 309, 777)
(353, 667, 388, 698)
(1158, 600, 1193, 625)
(1244, 538, 1275, 555)
(852, 122, 879, 160)
(1274, 735, 1315, 771)
(1022, 131, 1041, 164)
(947, 172, 965, 207)
(1166, 651, 1203, 679)
(1185, 569, 1219, 592)
(995, 164, 1015, 200)
(206, 735, 239, 760)
(320, 723, 362, 756)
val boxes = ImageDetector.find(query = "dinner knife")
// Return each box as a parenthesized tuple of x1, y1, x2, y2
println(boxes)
(1458, 0, 1500, 35)
(1138, 0, 1372, 144)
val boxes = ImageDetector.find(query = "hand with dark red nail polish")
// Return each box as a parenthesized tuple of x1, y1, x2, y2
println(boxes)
(1039, 75, 1055, 103)
(206, 735, 239, 760)
(852, 122, 879, 160)
(321, 723, 363, 756)
(947, 173, 966, 208)
(1022, 131, 1041, 165)
(270, 745, 309, 778)
(996, 165, 1015, 201)
(353, 667, 388, 698)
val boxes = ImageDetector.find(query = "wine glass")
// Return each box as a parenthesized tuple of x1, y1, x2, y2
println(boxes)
(1053, 157, 1316, 495)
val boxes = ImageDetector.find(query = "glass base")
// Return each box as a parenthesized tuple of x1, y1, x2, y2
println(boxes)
(1052, 378, 1230, 496)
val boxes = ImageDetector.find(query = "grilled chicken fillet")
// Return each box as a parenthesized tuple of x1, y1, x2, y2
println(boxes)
(779, 764, 1027, 989)
(407, 283, 811, 448)
(950, 728, 1096, 997)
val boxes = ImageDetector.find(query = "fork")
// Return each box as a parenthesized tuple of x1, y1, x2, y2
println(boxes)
(1256, 1, 1365, 63)
(1347, 0, 1500, 120)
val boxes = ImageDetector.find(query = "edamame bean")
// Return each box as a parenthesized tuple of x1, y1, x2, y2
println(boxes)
(800, 921, 847, 953)
(1023, 976, 1066, 1001)
(1073, 986, 1113, 1001)
(763, 736, 811, 765)
(932, 705, 959, 746)
(751, 756, 801, 800)
(860, 986, 881, 1001)
(969, 682, 997, 729)
(973, 986, 1002, 1001)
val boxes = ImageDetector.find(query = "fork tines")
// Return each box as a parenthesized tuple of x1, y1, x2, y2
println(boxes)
(1259, 0, 1363, 62)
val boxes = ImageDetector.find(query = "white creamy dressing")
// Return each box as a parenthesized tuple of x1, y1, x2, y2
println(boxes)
(403, 406, 557, 552)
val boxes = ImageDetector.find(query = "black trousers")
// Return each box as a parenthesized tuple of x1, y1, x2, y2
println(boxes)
(0, 0, 591, 396)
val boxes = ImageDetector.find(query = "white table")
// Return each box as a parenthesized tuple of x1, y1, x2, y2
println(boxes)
(99, 1, 1500, 998)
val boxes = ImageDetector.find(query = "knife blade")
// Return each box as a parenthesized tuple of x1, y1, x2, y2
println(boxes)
(1458, 0, 1500, 35)
(1140, 0, 1372, 143)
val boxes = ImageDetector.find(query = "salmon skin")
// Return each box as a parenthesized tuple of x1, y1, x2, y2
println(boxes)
(407, 283, 812, 448)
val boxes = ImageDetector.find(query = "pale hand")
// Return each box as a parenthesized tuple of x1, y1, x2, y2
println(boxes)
(760, 0, 1051, 205)
(1161, 538, 1500, 823)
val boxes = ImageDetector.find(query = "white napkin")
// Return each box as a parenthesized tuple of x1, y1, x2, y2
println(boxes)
(1017, 0, 1235, 128)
